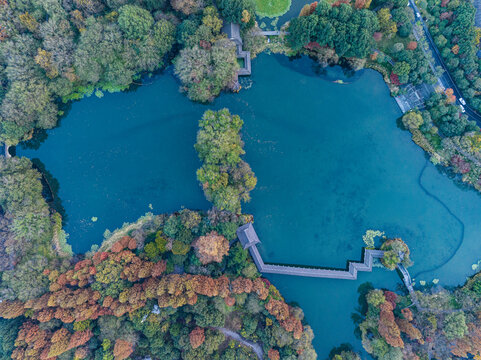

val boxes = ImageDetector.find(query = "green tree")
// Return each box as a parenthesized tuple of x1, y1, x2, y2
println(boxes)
(443, 312, 468, 340)
(217, 0, 256, 29)
(117, 5, 154, 39)
(286, 15, 318, 51)
(0, 79, 57, 145)
(0, 319, 21, 360)
(366, 289, 385, 307)
(174, 39, 239, 103)
(402, 111, 423, 130)
(392, 61, 410, 76)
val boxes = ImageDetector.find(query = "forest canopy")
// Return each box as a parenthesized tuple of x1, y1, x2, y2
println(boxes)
(0, 211, 317, 359)
(0, 0, 255, 144)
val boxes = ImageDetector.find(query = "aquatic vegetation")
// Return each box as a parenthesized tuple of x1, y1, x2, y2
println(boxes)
(362, 230, 385, 248)
(255, 0, 292, 17)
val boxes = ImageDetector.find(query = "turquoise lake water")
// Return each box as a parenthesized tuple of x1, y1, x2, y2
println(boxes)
(18, 54, 481, 357)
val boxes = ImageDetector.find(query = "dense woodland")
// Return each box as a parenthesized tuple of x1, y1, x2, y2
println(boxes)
(0, 0, 256, 145)
(357, 269, 481, 359)
(401, 91, 481, 193)
(286, 0, 436, 86)
(0, 156, 72, 301)
(423, 0, 481, 112)
(0, 211, 317, 359)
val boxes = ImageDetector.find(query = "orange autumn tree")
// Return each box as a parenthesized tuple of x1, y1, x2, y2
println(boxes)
(378, 300, 404, 348)
(445, 88, 456, 103)
(193, 231, 229, 264)
(407, 41, 418, 50)
(189, 327, 205, 349)
(11, 322, 92, 359)
(113, 339, 134, 360)
(0, 300, 26, 318)
(355, 0, 366, 9)
(268, 349, 280, 360)
(0, 25, 7, 41)
(451, 323, 481, 358)
(0, 227, 309, 357)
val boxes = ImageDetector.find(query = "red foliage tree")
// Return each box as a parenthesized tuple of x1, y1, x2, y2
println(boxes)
(113, 339, 134, 360)
(384, 291, 398, 308)
(189, 327, 205, 349)
(451, 155, 471, 174)
(332, 0, 350, 7)
(378, 301, 404, 348)
(407, 41, 417, 50)
(373, 32, 383, 41)
(390, 72, 401, 86)
(268, 349, 280, 360)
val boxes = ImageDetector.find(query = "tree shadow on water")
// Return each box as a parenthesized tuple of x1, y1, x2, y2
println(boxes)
(30, 158, 67, 225)
(18, 129, 49, 151)
(350, 282, 374, 340)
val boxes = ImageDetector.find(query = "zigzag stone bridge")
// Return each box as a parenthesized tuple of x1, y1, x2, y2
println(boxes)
(236, 223, 415, 293)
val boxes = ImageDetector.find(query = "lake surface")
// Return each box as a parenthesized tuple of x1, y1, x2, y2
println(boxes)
(18, 54, 481, 357)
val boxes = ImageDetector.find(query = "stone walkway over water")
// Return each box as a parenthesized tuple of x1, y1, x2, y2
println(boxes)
(236, 223, 386, 280)
(237, 223, 416, 297)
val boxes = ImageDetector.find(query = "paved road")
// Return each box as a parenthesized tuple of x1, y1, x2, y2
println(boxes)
(408, 0, 481, 124)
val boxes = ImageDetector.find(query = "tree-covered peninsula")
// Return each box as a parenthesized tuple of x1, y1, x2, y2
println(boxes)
(0, 211, 316, 359)
(356, 270, 481, 359)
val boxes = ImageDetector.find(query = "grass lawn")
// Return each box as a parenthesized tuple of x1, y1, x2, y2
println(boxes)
(255, 0, 292, 17)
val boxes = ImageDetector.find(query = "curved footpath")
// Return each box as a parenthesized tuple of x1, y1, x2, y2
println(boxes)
(215, 327, 264, 359)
